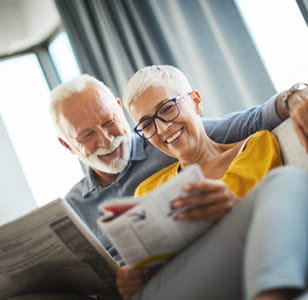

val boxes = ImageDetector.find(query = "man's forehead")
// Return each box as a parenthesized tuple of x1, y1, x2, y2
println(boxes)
(82, 83, 116, 105)
(63, 85, 117, 112)
(58, 86, 119, 130)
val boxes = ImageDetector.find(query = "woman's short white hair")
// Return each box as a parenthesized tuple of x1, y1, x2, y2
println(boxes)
(123, 65, 192, 110)
(50, 74, 114, 138)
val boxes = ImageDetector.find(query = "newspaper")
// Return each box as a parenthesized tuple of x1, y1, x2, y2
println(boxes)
(0, 198, 119, 300)
(97, 164, 214, 268)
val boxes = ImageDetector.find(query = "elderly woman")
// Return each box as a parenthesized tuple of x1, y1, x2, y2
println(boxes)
(117, 65, 308, 300)
(126, 66, 282, 201)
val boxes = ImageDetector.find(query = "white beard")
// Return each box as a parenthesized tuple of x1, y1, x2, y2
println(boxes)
(79, 133, 132, 174)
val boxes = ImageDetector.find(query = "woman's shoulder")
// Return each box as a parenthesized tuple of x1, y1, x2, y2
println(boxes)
(248, 130, 279, 146)
(240, 130, 281, 161)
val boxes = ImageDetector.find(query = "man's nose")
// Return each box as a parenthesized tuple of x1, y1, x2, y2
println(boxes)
(96, 127, 114, 147)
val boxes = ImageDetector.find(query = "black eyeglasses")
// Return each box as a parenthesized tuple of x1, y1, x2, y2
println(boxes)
(134, 92, 192, 139)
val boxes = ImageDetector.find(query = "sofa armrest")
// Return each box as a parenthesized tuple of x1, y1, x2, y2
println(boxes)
(272, 118, 308, 171)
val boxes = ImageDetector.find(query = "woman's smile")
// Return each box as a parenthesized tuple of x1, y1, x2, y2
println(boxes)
(165, 128, 183, 144)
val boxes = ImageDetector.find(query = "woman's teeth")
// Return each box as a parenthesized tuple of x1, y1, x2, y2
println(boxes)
(166, 129, 182, 144)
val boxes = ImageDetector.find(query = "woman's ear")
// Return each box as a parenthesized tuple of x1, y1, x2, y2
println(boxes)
(190, 90, 203, 114)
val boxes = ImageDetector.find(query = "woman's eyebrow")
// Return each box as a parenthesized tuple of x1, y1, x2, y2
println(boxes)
(154, 97, 171, 110)
(138, 115, 152, 123)
(137, 97, 171, 123)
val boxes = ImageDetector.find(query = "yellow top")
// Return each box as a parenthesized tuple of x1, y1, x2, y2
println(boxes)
(135, 130, 283, 198)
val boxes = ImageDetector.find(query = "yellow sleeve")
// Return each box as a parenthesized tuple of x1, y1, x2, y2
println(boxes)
(221, 130, 283, 198)
(135, 162, 180, 197)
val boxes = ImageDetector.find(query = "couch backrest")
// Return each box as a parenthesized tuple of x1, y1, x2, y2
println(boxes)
(272, 118, 308, 171)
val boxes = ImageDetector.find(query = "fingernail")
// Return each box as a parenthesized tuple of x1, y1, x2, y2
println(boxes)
(176, 213, 185, 220)
(182, 183, 190, 191)
(172, 200, 181, 208)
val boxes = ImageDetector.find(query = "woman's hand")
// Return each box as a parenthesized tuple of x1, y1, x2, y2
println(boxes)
(116, 266, 149, 300)
(171, 178, 239, 221)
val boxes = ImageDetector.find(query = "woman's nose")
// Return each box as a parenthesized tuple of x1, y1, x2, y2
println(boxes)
(155, 118, 171, 135)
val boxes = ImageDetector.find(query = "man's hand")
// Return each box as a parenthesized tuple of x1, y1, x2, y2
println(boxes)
(276, 84, 308, 153)
(287, 86, 308, 153)
(116, 266, 149, 300)
(171, 179, 239, 221)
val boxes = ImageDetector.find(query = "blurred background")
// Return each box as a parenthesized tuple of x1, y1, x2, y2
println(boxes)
(0, 0, 307, 224)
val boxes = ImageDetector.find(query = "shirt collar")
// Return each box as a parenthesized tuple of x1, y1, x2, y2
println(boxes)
(130, 134, 148, 162)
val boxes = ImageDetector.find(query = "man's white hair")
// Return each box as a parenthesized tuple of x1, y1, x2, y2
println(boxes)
(123, 65, 192, 110)
(49, 74, 114, 139)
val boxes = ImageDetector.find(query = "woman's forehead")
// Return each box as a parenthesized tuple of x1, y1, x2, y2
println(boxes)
(129, 86, 172, 115)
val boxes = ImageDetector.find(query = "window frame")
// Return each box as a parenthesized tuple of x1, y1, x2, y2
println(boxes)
(0, 27, 63, 89)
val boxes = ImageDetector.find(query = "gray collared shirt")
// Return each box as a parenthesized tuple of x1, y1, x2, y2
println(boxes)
(65, 95, 282, 264)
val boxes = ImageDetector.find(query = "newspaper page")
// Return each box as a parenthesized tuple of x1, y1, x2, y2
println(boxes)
(0, 198, 118, 300)
(97, 164, 214, 268)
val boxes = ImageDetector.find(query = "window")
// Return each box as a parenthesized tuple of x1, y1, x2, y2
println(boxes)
(49, 32, 81, 82)
(0, 33, 84, 207)
(235, 0, 308, 90)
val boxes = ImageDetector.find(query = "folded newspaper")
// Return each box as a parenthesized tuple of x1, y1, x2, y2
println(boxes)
(97, 164, 213, 268)
(0, 198, 119, 300)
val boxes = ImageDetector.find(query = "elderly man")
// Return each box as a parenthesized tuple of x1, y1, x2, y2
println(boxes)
(11, 74, 308, 300)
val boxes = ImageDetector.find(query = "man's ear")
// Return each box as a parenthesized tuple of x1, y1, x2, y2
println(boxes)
(191, 90, 203, 114)
(58, 137, 74, 154)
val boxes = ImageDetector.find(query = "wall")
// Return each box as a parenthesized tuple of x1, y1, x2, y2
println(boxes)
(0, 114, 37, 225)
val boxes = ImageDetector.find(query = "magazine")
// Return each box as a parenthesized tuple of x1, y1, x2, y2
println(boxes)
(97, 164, 213, 268)
(0, 198, 119, 300)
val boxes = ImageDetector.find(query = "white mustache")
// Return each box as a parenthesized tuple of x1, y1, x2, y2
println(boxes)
(93, 136, 123, 156)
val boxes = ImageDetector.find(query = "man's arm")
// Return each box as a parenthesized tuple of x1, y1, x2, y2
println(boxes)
(205, 87, 308, 145)
(279, 84, 308, 153)
(204, 93, 283, 143)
